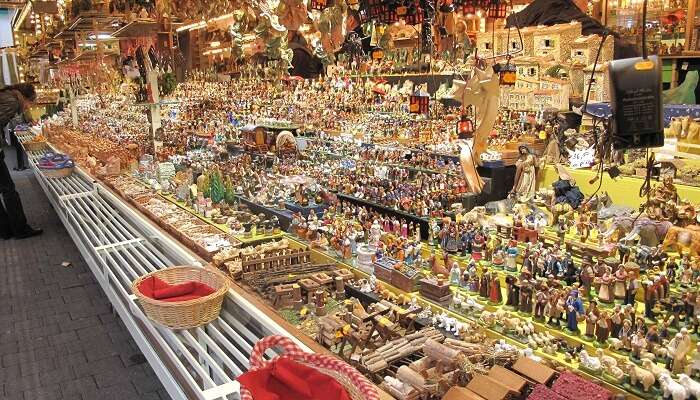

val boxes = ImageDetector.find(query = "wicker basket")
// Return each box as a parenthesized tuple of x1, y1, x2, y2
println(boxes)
(24, 141, 47, 152)
(40, 167, 74, 179)
(240, 335, 379, 400)
(132, 266, 230, 330)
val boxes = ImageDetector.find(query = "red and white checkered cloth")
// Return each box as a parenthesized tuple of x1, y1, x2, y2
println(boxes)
(240, 335, 379, 400)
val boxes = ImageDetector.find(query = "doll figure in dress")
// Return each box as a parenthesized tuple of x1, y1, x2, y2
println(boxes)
(505, 275, 520, 308)
(511, 145, 539, 203)
(370, 220, 382, 246)
(585, 301, 600, 338)
(566, 290, 585, 333)
(489, 272, 502, 304)
(596, 311, 611, 344)
(596, 268, 614, 303)
(479, 268, 490, 299)
(505, 240, 519, 272)
(534, 284, 548, 320)
(449, 262, 461, 286)
(613, 264, 628, 299)
(492, 249, 506, 270)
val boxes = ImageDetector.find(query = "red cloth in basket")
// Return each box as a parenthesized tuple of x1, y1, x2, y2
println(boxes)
(238, 357, 351, 400)
(239, 336, 379, 400)
(138, 276, 215, 302)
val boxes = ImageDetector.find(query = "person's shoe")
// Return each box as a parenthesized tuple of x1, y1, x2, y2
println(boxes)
(14, 227, 43, 239)
(0, 231, 11, 240)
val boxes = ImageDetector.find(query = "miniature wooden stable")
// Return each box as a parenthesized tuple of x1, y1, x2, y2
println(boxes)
(240, 247, 337, 293)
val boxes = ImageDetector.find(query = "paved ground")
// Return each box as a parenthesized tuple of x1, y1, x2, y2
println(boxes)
(0, 147, 170, 400)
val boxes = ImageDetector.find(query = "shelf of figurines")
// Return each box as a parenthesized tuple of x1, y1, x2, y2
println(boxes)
(94, 169, 700, 399)
(216, 230, 679, 400)
(20, 125, 700, 399)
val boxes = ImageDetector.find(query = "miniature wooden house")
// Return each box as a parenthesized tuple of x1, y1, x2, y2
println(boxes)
(514, 57, 543, 82)
(532, 22, 582, 63)
(571, 34, 614, 66)
(515, 76, 539, 91)
(507, 88, 534, 111)
(582, 62, 610, 103)
(535, 77, 571, 110)
(476, 29, 505, 56)
(475, 26, 536, 57)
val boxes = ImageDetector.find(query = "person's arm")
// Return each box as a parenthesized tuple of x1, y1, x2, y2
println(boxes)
(10, 90, 34, 124)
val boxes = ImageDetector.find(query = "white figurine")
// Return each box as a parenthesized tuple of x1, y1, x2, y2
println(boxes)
(659, 374, 689, 400)
(578, 350, 602, 372)
(679, 374, 700, 398)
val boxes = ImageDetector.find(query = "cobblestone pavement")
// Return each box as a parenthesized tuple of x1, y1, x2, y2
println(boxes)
(0, 148, 170, 400)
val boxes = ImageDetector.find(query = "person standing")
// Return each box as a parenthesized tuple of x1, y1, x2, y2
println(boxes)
(0, 83, 43, 240)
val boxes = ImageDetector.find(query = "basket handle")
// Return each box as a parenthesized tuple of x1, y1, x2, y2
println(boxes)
(249, 335, 305, 370)
(247, 335, 380, 400)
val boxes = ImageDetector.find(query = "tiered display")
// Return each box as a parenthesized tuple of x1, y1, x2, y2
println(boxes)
(27, 64, 700, 399)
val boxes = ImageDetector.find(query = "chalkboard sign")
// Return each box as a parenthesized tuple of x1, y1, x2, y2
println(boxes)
(608, 56, 664, 150)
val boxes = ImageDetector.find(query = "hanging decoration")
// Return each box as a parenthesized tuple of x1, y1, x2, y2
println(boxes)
(457, 113, 475, 139)
(487, 0, 508, 19)
(310, 0, 329, 10)
(462, 0, 477, 14)
(498, 59, 517, 86)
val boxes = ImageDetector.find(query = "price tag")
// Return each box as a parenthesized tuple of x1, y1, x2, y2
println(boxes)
(569, 148, 595, 169)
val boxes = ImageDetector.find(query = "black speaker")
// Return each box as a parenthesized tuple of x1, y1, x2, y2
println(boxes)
(608, 55, 664, 150)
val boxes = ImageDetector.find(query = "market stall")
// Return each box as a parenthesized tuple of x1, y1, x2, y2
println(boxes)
(9, 0, 700, 398)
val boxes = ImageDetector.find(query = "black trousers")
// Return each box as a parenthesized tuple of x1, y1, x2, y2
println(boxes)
(10, 132, 25, 170)
(0, 150, 28, 235)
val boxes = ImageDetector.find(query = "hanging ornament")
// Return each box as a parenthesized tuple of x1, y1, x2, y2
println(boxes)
(310, 0, 329, 10)
(371, 46, 385, 60)
(457, 113, 475, 139)
(498, 60, 517, 86)
(462, 0, 477, 14)
(487, 0, 508, 18)
(477, 0, 491, 10)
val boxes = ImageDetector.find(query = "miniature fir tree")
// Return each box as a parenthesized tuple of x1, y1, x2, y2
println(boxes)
(209, 168, 225, 204)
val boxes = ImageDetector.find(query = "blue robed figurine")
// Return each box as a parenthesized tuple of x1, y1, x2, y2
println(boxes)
(565, 290, 584, 332)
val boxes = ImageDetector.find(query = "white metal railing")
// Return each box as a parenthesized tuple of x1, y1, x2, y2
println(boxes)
(21, 127, 311, 400)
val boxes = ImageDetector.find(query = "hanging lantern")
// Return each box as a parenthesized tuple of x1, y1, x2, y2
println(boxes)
(409, 92, 430, 114)
(396, 1, 408, 17)
(371, 47, 385, 60)
(477, 0, 491, 10)
(498, 62, 517, 86)
(310, 0, 328, 10)
(487, 0, 508, 18)
(457, 114, 475, 139)
(462, 0, 477, 14)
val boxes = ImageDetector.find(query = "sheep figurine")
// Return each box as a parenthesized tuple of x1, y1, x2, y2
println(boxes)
(659, 374, 689, 400)
(641, 358, 671, 379)
(523, 322, 535, 335)
(578, 350, 602, 373)
(626, 361, 656, 392)
(608, 337, 623, 350)
(595, 349, 618, 370)
(640, 350, 657, 362)
(462, 296, 484, 312)
(679, 374, 700, 398)
(479, 311, 497, 327)
(607, 365, 625, 382)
